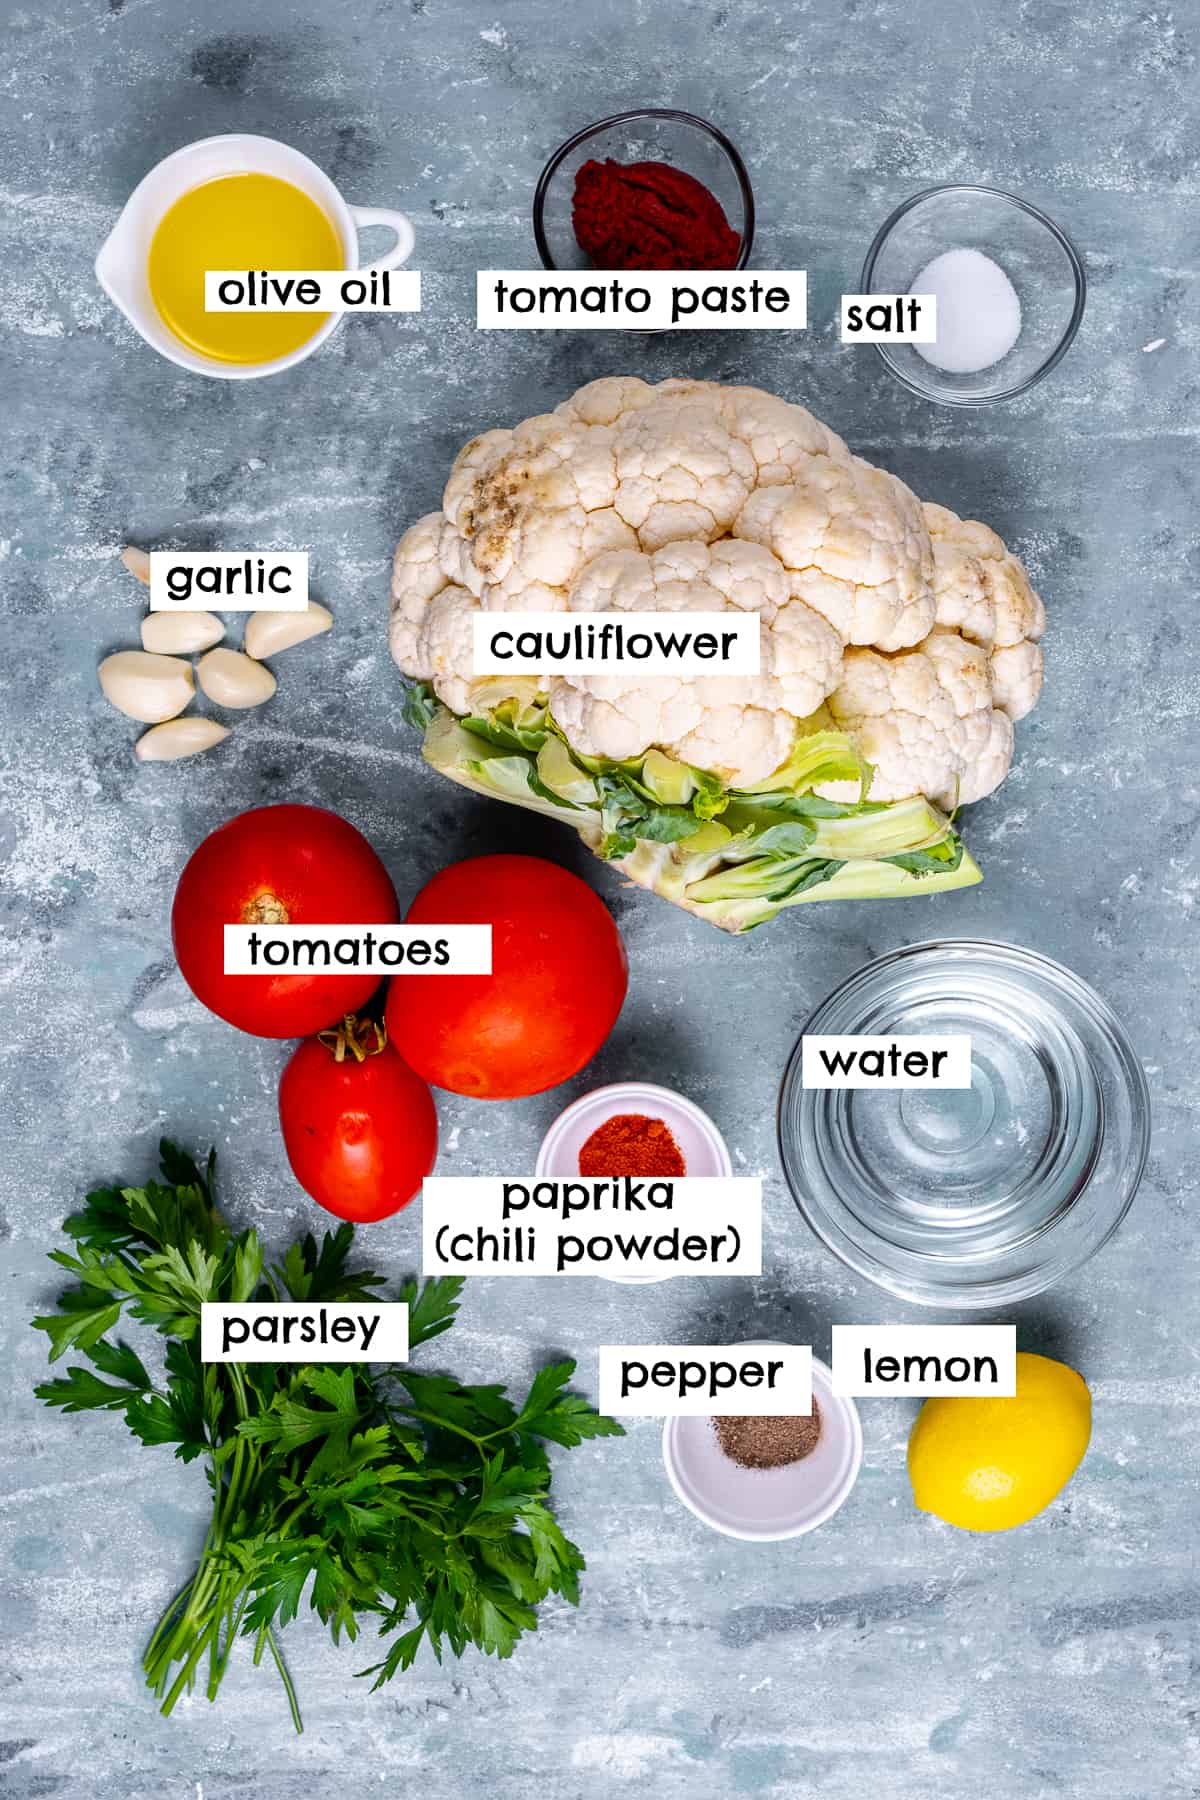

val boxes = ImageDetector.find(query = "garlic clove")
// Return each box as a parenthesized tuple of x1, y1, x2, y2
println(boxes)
(197, 648, 277, 709)
(99, 650, 194, 723)
(121, 545, 152, 585)
(134, 718, 231, 762)
(141, 610, 225, 655)
(243, 601, 333, 660)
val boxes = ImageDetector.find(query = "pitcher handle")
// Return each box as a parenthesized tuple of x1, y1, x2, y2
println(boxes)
(349, 205, 416, 274)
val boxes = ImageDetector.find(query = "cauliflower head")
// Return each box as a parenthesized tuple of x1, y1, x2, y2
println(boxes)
(390, 377, 1045, 930)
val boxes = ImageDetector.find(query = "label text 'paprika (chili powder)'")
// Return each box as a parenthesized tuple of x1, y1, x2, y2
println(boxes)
(578, 1112, 687, 1179)
(572, 159, 741, 271)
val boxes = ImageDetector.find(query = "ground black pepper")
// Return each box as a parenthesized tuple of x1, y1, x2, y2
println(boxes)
(713, 1403, 823, 1470)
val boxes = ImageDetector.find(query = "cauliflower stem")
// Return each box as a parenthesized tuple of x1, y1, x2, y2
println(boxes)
(412, 684, 981, 933)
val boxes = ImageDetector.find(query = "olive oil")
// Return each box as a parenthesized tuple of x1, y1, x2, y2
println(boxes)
(148, 172, 343, 364)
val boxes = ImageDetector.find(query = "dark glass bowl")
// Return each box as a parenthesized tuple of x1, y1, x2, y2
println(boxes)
(533, 107, 755, 271)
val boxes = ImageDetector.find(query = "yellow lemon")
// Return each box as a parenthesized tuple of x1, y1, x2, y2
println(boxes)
(907, 1352, 1091, 1532)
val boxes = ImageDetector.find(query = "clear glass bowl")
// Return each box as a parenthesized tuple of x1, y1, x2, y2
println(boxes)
(533, 108, 754, 271)
(777, 941, 1149, 1309)
(860, 185, 1086, 405)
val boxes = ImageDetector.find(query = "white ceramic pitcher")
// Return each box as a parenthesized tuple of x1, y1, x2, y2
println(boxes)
(95, 133, 416, 380)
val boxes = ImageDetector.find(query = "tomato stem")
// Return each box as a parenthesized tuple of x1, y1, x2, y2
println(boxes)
(240, 890, 290, 925)
(316, 1014, 387, 1064)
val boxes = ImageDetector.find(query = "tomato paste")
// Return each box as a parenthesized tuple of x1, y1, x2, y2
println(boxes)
(571, 157, 741, 270)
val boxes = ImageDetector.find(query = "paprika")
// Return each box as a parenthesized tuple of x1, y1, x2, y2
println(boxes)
(571, 158, 741, 271)
(578, 1112, 687, 1178)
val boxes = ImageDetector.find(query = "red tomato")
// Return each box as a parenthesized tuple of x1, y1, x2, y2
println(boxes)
(172, 804, 400, 1038)
(279, 1018, 437, 1222)
(386, 853, 627, 1099)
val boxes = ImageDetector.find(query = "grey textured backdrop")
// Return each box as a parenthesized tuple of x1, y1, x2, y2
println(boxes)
(2, 0, 1197, 1795)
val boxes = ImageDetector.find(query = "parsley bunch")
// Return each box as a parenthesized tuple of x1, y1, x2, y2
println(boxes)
(33, 1142, 621, 1730)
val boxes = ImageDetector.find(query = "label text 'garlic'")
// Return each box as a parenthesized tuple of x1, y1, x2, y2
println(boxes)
(149, 551, 310, 613)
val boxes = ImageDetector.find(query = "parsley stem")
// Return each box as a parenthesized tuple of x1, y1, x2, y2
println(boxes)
(391, 1405, 490, 1450)
(143, 1574, 195, 1667)
(159, 1612, 220, 1715)
(146, 1552, 222, 1695)
(208, 1582, 250, 1698)
(272, 1493, 314, 1538)
(263, 1627, 303, 1734)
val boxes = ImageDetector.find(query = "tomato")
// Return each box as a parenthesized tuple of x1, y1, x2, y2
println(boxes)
(279, 1017, 438, 1222)
(172, 804, 400, 1038)
(386, 853, 627, 1099)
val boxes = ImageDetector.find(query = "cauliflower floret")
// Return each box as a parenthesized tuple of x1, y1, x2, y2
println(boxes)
(612, 392, 757, 548)
(920, 500, 1046, 732)
(548, 674, 704, 766)
(762, 599, 846, 722)
(827, 631, 1014, 809)
(735, 456, 935, 651)
(921, 628, 995, 718)
(702, 537, 793, 621)
(924, 505, 997, 644)
(554, 375, 658, 427)
(924, 502, 1046, 647)
(715, 384, 851, 483)
(830, 702, 1009, 810)
(832, 643, 959, 731)
(583, 540, 736, 611)
(389, 511, 461, 668)
(442, 412, 626, 595)
(672, 705, 796, 785)
(479, 575, 567, 615)
(824, 710, 971, 809)
(990, 639, 1045, 721)
(403, 584, 479, 717)
(958, 709, 1015, 804)
(550, 673, 792, 787)
(549, 542, 843, 785)
(475, 505, 636, 612)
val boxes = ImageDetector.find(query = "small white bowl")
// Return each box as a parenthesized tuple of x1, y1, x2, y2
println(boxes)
(536, 1081, 732, 1284)
(662, 1350, 862, 1540)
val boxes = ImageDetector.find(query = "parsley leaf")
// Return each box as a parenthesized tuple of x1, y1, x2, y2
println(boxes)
(398, 1275, 464, 1348)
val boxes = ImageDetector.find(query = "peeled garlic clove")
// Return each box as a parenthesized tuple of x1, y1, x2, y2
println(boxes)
(121, 545, 152, 585)
(99, 650, 194, 722)
(197, 647, 277, 709)
(141, 610, 225, 655)
(134, 718, 231, 762)
(243, 601, 333, 660)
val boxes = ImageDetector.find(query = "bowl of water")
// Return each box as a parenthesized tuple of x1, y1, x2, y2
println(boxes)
(777, 941, 1149, 1308)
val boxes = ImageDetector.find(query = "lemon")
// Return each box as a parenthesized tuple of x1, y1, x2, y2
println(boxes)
(907, 1352, 1091, 1532)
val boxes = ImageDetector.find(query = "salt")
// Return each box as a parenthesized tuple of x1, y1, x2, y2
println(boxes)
(911, 247, 1022, 374)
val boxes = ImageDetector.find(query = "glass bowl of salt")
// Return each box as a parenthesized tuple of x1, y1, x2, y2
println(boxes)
(861, 184, 1086, 405)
